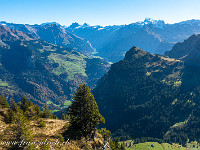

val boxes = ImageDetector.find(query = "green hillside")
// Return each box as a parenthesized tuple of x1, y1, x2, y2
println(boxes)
(123, 142, 189, 150)
(93, 46, 200, 146)
(0, 24, 109, 110)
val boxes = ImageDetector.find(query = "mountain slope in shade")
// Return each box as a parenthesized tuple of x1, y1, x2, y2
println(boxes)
(93, 46, 200, 143)
(0, 22, 95, 56)
(66, 18, 200, 62)
(166, 34, 200, 66)
(0, 24, 109, 109)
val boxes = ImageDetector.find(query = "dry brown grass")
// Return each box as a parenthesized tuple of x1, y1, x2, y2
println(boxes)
(0, 110, 108, 150)
(30, 118, 68, 137)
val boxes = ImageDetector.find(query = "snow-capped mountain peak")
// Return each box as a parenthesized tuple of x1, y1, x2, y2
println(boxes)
(40, 22, 61, 26)
(134, 18, 165, 29)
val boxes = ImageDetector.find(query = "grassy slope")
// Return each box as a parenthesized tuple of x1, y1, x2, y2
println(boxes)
(0, 80, 9, 87)
(0, 109, 108, 150)
(124, 142, 191, 150)
(39, 41, 88, 81)
(48, 52, 87, 81)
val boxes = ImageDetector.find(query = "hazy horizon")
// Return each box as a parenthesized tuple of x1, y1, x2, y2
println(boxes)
(1, 0, 200, 26)
(1, 17, 200, 27)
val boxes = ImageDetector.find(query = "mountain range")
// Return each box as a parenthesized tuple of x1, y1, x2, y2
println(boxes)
(0, 21, 95, 56)
(2, 18, 200, 62)
(66, 18, 200, 62)
(0, 24, 109, 110)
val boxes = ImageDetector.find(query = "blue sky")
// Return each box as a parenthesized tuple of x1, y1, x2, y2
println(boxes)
(1, 0, 200, 26)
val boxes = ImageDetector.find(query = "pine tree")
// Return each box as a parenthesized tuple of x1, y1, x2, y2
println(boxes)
(5, 98, 19, 123)
(10, 98, 18, 112)
(11, 110, 33, 149)
(20, 96, 29, 112)
(6, 109, 16, 123)
(14, 110, 32, 141)
(52, 114, 57, 119)
(67, 84, 105, 139)
(28, 99, 33, 107)
(24, 106, 36, 119)
(34, 105, 42, 118)
(42, 103, 51, 118)
(0, 95, 9, 108)
(61, 113, 66, 120)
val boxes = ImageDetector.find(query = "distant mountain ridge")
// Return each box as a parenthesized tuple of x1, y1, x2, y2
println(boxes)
(2, 18, 200, 62)
(166, 34, 200, 66)
(66, 18, 200, 62)
(0, 21, 95, 56)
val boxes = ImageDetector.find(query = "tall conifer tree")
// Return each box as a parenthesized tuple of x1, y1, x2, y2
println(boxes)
(68, 84, 105, 139)
(0, 95, 9, 108)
